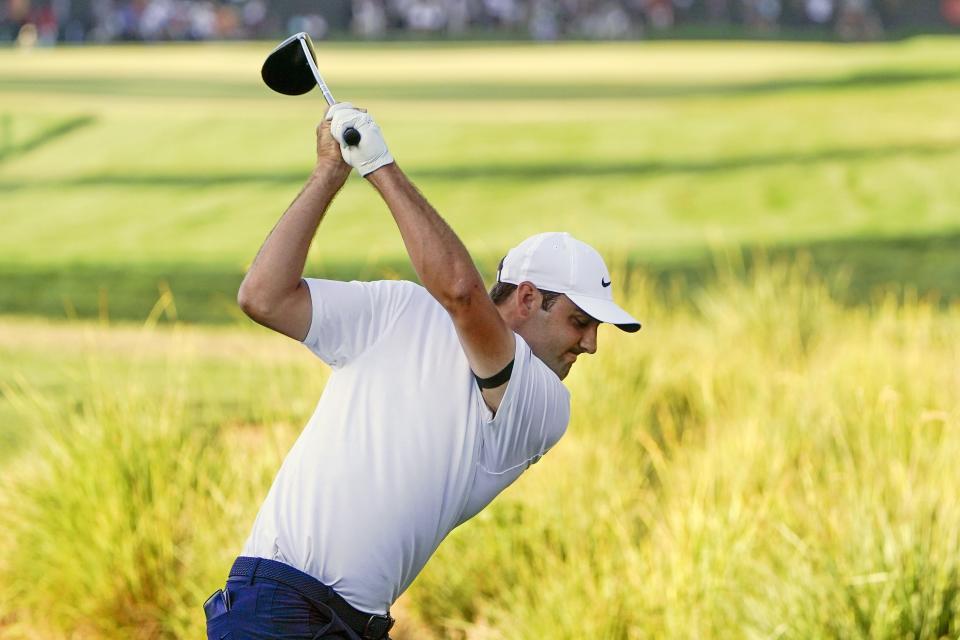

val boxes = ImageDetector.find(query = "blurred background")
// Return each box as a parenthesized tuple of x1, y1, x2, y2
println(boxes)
(3, 0, 960, 44)
(1, 2, 959, 639)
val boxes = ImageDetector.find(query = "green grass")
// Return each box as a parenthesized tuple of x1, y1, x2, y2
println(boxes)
(1, 38, 960, 321)
(0, 318, 321, 637)
(1, 263, 958, 638)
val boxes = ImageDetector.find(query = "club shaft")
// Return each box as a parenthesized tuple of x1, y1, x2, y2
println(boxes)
(299, 37, 336, 106)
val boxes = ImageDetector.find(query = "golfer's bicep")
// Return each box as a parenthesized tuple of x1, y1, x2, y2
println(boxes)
(448, 302, 516, 411)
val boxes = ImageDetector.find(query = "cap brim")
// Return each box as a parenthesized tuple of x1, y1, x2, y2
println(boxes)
(566, 293, 641, 333)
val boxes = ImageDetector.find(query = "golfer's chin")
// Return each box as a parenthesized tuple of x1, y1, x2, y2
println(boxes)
(555, 359, 574, 381)
(534, 352, 574, 380)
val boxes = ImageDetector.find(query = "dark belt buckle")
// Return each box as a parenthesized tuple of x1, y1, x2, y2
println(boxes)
(362, 613, 394, 639)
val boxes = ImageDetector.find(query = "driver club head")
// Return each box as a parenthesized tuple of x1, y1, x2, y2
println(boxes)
(261, 32, 362, 147)
(261, 32, 318, 96)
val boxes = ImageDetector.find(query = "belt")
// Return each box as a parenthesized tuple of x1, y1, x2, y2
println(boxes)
(229, 557, 395, 640)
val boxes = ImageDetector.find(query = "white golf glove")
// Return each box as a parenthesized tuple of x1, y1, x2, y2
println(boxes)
(326, 102, 394, 177)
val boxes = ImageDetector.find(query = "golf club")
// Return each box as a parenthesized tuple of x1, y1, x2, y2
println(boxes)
(262, 32, 361, 147)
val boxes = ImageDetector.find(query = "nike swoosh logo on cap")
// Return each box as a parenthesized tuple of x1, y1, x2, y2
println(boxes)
(601, 278, 611, 287)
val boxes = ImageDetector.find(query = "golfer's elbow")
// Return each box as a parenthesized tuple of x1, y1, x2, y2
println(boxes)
(237, 279, 277, 323)
(437, 276, 485, 314)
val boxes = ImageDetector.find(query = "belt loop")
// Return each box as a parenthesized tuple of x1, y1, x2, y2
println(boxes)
(248, 558, 262, 585)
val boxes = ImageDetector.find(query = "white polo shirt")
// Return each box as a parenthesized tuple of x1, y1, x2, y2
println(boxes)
(242, 278, 570, 615)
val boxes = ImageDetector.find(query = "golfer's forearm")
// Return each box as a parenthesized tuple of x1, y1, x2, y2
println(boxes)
(239, 167, 345, 310)
(367, 164, 486, 310)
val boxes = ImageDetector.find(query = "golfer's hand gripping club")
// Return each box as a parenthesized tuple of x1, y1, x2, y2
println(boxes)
(325, 101, 360, 147)
(326, 103, 394, 177)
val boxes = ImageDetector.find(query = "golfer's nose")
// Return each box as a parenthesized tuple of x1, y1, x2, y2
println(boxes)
(580, 324, 598, 355)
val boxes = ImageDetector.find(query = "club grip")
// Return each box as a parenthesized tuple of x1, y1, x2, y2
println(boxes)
(343, 127, 361, 146)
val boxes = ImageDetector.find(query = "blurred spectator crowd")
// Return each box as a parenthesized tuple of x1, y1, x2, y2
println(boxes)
(3, 0, 959, 43)
(2, 0, 272, 43)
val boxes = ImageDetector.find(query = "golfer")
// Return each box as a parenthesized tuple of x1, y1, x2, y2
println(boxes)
(204, 104, 640, 639)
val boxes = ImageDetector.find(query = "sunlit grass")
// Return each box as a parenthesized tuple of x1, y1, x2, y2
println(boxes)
(0, 320, 319, 638)
(2, 38, 959, 325)
(411, 261, 960, 639)
(1, 262, 957, 638)
(2, 38, 960, 268)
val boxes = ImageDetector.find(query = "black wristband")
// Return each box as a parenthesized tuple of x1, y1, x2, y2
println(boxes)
(474, 359, 514, 389)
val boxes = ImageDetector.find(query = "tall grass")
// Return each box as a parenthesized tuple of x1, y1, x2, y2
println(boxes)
(1, 262, 958, 638)
(411, 260, 960, 639)
(0, 328, 314, 638)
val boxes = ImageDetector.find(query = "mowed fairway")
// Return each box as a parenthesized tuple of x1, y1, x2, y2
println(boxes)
(1, 39, 960, 639)
(1, 39, 960, 320)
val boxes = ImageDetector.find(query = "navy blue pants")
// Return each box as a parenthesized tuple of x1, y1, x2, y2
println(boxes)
(205, 575, 363, 640)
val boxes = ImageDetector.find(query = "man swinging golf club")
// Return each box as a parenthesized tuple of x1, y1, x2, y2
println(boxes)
(204, 103, 640, 639)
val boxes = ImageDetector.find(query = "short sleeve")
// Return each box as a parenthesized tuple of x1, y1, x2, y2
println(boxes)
(478, 335, 571, 474)
(301, 278, 415, 368)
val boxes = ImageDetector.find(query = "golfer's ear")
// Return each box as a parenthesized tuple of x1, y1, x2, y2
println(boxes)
(515, 282, 539, 318)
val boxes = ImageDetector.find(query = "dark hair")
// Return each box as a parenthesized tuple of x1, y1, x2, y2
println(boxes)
(489, 281, 562, 311)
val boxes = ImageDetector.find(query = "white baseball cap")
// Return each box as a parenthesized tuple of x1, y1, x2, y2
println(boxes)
(497, 232, 641, 332)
